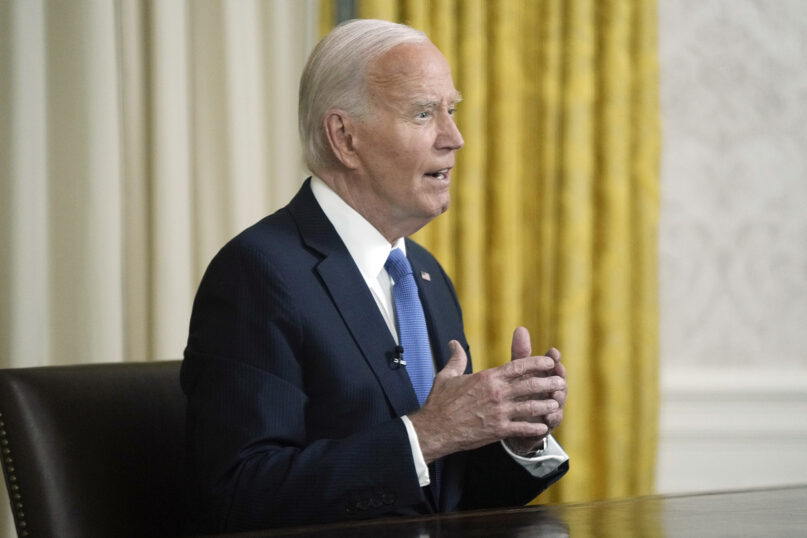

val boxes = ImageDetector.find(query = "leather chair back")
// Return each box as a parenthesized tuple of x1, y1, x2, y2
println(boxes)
(0, 361, 185, 538)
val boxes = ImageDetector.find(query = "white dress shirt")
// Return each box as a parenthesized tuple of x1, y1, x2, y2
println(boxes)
(310, 176, 568, 487)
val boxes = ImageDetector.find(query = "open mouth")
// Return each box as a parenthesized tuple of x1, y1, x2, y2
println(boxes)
(425, 168, 451, 180)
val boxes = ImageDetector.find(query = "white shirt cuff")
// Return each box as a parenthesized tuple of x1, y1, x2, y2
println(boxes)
(500, 435, 569, 478)
(401, 415, 431, 487)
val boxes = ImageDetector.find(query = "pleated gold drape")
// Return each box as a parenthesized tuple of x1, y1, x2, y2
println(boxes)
(320, 0, 660, 503)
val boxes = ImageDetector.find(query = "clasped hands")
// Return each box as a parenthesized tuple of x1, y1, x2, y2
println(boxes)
(409, 327, 566, 463)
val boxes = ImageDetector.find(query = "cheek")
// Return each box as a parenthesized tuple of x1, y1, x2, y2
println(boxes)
(370, 128, 432, 178)
(376, 143, 410, 171)
(398, 132, 433, 164)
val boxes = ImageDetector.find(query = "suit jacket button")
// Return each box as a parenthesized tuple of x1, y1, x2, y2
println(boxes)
(369, 496, 383, 508)
(382, 493, 395, 505)
(356, 499, 369, 511)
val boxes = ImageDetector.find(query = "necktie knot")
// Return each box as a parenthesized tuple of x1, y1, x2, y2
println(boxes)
(385, 248, 413, 281)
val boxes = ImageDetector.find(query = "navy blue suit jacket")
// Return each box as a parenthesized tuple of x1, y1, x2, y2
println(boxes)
(181, 179, 567, 533)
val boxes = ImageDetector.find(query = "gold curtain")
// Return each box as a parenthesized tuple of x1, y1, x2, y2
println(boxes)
(319, 0, 660, 503)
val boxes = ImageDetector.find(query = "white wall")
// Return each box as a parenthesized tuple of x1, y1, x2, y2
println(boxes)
(657, 0, 807, 493)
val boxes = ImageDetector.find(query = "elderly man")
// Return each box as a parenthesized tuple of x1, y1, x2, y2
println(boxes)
(182, 19, 569, 533)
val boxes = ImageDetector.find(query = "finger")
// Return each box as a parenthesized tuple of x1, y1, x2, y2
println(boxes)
(506, 420, 550, 439)
(544, 410, 564, 430)
(511, 398, 560, 419)
(437, 340, 468, 379)
(511, 327, 532, 360)
(501, 356, 557, 380)
(510, 375, 566, 400)
(545, 347, 561, 363)
(550, 389, 567, 407)
(554, 361, 567, 379)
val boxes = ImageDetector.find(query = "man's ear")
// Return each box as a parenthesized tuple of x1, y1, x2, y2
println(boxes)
(323, 110, 360, 169)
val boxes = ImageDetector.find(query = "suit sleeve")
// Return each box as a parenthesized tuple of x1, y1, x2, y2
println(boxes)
(181, 241, 425, 533)
(458, 443, 569, 509)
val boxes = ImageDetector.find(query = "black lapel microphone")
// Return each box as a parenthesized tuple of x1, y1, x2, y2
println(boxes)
(391, 345, 406, 368)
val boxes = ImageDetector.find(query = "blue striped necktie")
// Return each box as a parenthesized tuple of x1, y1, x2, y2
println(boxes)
(385, 248, 434, 406)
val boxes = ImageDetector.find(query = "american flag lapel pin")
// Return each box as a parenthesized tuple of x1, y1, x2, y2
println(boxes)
(420, 271, 431, 281)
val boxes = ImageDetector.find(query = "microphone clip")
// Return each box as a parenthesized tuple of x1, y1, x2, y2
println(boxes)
(391, 345, 406, 368)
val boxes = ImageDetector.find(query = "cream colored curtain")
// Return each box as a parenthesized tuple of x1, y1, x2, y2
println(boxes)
(328, 0, 662, 504)
(0, 1, 317, 534)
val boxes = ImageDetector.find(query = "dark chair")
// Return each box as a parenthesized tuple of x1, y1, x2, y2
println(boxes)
(0, 361, 186, 538)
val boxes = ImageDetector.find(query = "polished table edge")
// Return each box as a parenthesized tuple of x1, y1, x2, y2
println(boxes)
(204, 484, 807, 537)
(547, 482, 807, 509)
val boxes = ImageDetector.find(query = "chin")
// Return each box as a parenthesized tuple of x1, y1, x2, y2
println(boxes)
(423, 203, 449, 222)
(425, 191, 450, 214)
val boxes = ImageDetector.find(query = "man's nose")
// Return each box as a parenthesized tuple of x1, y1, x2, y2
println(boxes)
(436, 113, 464, 151)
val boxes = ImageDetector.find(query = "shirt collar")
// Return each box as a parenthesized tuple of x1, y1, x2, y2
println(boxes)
(310, 175, 406, 287)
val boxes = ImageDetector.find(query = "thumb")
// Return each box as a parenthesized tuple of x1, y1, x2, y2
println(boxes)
(511, 326, 532, 360)
(439, 340, 468, 378)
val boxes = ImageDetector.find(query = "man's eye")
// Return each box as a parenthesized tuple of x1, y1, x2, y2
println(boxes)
(448, 108, 456, 116)
(416, 111, 431, 120)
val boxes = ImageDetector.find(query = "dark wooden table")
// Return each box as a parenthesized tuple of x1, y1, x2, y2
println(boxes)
(228, 485, 807, 537)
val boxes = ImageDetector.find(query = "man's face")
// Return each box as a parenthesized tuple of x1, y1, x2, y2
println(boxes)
(350, 42, 464, 239)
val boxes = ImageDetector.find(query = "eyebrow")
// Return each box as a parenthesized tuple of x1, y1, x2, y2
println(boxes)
(412, 92, 464, 109)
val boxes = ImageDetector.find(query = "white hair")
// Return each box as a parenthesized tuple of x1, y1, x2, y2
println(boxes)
(298, 19, 429, 173)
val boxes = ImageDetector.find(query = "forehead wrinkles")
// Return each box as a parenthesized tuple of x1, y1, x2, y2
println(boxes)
(365, 43, 456, 109)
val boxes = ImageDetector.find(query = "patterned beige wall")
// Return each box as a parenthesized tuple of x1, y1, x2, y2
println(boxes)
(659, 0, 807, 370)
(657, 0, 807, 494)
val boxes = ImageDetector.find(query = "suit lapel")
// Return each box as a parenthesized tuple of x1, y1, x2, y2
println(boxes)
(288, 180, 420, 418)
(288, 183, 468, 513)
